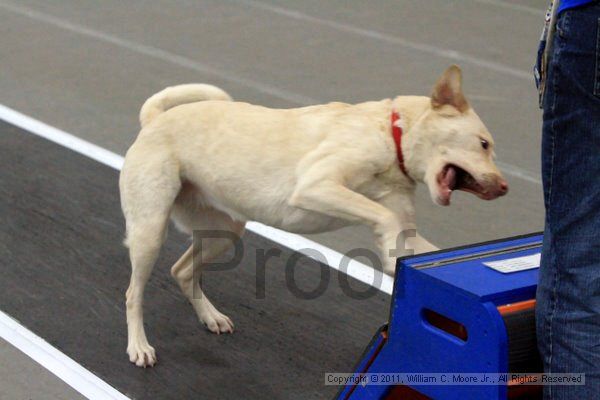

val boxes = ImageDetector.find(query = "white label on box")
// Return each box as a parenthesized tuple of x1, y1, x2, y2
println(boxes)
(483, 253, 541, 273)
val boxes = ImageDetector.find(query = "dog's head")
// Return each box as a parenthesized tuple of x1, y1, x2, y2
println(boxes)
(407, 65, 508, 206)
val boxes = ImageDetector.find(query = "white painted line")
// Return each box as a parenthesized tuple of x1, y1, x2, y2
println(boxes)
(471, 0, 544, 16)
(496, 161, 541, 186)
(0, 1, 318, 106)
(247, 222, 394, 294)
(0, 103, 394, 295)
(0, 310, 130, 400)
(0, 104, 124, 170)
(231, 0, 532, 80)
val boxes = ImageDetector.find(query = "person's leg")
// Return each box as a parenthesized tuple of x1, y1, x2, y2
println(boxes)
(537, 3, 600, 398)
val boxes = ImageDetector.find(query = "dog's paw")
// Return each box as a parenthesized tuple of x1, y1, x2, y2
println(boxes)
(202, 309, 234, 334)
(127, 342, 157, 368)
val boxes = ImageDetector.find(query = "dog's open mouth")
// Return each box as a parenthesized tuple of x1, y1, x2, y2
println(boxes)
(437, 164, 487, 205)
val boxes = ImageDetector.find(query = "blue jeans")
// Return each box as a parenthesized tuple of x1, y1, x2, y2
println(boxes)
(537, 2, 600, 399)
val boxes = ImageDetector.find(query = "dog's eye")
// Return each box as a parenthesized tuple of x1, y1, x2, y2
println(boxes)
(480, 139, 489, 150)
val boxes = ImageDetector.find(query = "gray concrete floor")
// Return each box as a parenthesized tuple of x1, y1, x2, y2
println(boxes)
(0, 338, 85, 400)
(0, 0, 548, 398)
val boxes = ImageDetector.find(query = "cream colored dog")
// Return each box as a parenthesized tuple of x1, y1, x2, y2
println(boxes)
(119, 65, 508, 367)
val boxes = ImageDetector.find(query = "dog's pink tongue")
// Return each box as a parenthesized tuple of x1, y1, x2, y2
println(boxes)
(443, 166, 457, 190)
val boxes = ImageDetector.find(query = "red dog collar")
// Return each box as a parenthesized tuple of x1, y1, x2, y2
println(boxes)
(391, 110, 411, 179)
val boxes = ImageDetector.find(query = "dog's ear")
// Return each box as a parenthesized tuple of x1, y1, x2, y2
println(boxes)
(431, 65, 469, 113)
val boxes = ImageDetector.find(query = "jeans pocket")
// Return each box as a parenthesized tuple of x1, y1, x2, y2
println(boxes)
(534, 39, 545, 107)
(556, 10, 571, 38)
(594, 17, 600, 97)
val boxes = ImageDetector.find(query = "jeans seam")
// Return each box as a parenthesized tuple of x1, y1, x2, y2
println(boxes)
(595, 17, 600, 97)
(544, 36, 562, 399)
(547, 48, 559, 224)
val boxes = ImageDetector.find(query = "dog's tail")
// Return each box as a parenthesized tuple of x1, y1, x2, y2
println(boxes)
(139, 84, 232, 128)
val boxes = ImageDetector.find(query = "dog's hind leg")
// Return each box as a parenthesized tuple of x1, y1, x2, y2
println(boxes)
(120, 153, 180, 367)
(125, 221, 165, 367)
(170, 208, 244, 334)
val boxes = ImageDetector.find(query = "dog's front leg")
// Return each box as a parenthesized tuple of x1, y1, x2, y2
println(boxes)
(290, 181, 405, 275)
(411, 233, 439, 254)
(377, 192, 440, 256)
(374, 191, 425, 271)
